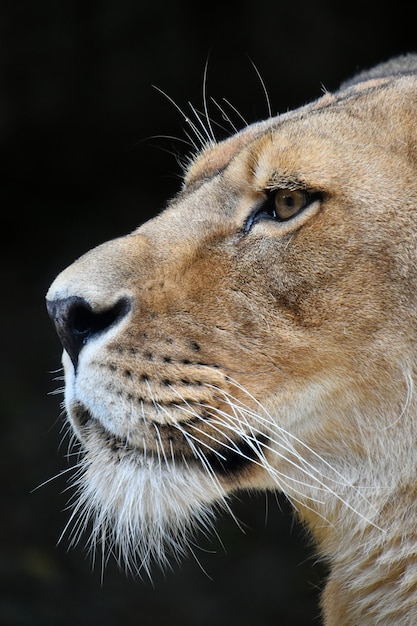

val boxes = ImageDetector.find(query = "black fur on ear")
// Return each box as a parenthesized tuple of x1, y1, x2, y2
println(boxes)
(340, 53, 417, 90)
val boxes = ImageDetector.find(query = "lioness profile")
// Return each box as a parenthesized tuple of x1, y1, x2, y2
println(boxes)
(47, 54, 417, 625)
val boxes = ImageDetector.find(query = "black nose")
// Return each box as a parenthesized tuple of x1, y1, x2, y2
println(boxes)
(46, 296, 131, 368)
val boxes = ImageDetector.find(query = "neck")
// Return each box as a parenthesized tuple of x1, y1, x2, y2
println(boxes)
(292, 403, 417, 625)
(321, 521, 417, 625)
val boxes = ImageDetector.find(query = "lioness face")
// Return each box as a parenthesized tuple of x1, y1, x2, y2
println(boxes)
(47, 66, 417, 574)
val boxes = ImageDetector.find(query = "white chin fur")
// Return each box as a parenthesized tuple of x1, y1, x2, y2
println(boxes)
(64, 438, 228, 577)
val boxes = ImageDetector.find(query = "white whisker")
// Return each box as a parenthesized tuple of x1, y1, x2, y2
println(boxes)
(247, 56, 272, 119)
(31, 463, 81, 493)
(188, 101, 214, 146)
(221, 97, 248, 127)
(210, 97, 239, 134)
(152, 85, 206, 149)
(202, 57, 215, 144)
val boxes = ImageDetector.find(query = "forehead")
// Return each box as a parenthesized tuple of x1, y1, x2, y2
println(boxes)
(184, 75, 411, 190)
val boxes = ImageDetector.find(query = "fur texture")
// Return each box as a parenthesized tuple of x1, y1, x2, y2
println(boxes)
(47, 55, 417, 624)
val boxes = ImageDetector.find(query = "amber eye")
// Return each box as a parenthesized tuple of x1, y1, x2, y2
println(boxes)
(274, 188, 308, 220)
(244, 187, 320, 234)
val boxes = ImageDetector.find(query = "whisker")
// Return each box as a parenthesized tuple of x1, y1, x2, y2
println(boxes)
(214, 381, 384, 528)
(30, 464, 81, 493)
(202, 56, 216, 144)
(210, 97, 239, 134)
(246, 55, 272, 118)
(221, 98, 248, 127)
(188, 101, 215, 146)
(152, 85, 206, 149)
(215, 381, 358, 486)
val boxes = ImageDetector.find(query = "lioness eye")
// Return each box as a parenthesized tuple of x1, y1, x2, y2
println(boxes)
(274, 189, 308, 220)
(245, 188, 319, 233)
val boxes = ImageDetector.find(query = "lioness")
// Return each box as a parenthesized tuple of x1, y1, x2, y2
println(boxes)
(47, 54, 417, 625)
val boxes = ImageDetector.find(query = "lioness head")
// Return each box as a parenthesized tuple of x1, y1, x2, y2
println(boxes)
(47, 55, 417, 622)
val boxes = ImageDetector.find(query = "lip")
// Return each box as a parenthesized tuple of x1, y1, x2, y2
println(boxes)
(70, 402, 268, 478)
(72, 406, 141, 458)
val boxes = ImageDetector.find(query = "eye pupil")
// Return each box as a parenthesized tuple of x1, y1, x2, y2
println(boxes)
(274, 189, 307, 220)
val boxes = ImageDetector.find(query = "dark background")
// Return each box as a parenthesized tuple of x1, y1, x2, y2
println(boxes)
(2, 2, 416, 625)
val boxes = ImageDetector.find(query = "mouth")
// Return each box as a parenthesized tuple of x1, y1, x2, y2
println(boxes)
(71, 404, 268, 479)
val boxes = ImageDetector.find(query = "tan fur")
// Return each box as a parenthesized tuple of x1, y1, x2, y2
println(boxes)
(47, 55, 417, 624)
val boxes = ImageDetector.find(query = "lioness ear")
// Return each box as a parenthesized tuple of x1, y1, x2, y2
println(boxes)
(340, 53, 417, 90)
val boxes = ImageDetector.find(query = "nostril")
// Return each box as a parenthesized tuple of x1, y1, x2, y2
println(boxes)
(70, 300, 128, 339)
(46, 296, 131, 368)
